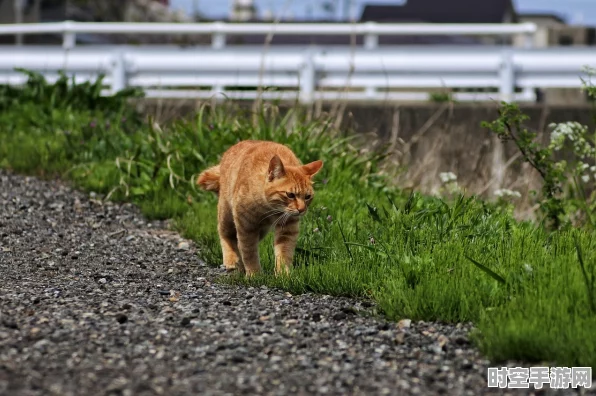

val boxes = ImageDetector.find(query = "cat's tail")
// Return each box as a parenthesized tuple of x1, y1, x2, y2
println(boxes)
(197, 165, 221, 194)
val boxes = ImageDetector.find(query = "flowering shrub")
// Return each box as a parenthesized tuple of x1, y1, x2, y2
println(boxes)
(482, 67, 596, 230)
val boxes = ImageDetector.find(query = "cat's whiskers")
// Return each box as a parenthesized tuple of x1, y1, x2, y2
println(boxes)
(272, 211, 289, 229)
(271, 215, 282, 229)
(259, 206, 286, 224)
(259, 210, 284, 224)
(280, 212, 292, 230)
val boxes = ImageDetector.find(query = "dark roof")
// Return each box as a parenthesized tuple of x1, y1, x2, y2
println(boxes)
(518, 12, 567, 24)
(361, 0, 516, 24)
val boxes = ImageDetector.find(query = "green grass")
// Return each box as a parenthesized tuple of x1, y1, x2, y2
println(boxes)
(2, 71, 596, 369)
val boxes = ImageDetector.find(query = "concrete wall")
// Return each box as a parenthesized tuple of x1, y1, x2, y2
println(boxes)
(340, 103, 593, 193)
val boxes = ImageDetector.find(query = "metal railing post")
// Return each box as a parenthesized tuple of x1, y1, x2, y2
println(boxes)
(62, 20, 76, 50)
(364, 21, 378, 49)
(212, 21, 226, 49)
(210, 81, 224, 98)
(363, 22, 378, 97)
(523, 32, 534, 48)
(521, 29, 535, 100)
(365, 85, 376, 99)
(499, 49, 514, 103)
(299, 50, 315, 105)
(62, 32, 75, 49)
(14, 0, 24, 45)
(111, 51, 127, 95)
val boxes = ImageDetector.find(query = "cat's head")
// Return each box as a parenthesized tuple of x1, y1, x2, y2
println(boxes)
(264, 155, 323, 217)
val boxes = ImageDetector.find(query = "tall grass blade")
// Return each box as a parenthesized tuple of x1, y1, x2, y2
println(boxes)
(465, 255, 507, 285)
(573, 234, 596, 314)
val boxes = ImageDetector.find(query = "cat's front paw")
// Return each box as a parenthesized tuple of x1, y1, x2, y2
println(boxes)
(274, 265, 291, 277)
(245, 269, 261, 277)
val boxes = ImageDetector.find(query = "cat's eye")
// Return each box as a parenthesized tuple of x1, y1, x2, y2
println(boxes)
(305, 194, 312, 200)
(286, 192, 296, 199)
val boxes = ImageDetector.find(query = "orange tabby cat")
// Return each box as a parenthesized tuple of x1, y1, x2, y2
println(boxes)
(197, 140, 323, 276)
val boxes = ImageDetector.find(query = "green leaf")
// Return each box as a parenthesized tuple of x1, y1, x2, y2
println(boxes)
(130, 186, 149, 196)
(366, 203, 382, 223)
(465, 255, 507, 285)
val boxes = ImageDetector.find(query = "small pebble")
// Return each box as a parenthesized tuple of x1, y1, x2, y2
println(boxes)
(398, 319, 412, 329)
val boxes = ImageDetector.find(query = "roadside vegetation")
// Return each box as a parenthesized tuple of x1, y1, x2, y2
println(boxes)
(2, 69, 596, 369)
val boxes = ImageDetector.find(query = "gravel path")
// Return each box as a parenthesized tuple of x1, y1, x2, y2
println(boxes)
(0, 170, 590, 396)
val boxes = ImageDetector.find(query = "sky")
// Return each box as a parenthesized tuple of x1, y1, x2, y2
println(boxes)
(169, 0, 596, 25)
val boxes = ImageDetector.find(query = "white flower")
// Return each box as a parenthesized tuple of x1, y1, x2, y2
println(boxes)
(548, 121, 590, 151)
(523, 263, 533, 274)
(582, 175, 590, 183)
(439, 172, 457, 184)
(495, 189, 521, 199)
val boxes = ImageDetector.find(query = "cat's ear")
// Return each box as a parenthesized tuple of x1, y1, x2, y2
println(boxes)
(267, 155, 286, 181)
(302, 160, 323, 178)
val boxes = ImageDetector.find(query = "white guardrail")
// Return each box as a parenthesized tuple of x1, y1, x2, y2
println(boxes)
(1, 21, 538, 49)
(0, 21, 595, 103)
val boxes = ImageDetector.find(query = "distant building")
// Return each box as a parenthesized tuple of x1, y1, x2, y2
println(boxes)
(0, 0, 194, 45)
(518, 12, 566, 27)
(514, 13, 596, 105)
(0, 0, 174, 24)
(361, 0, 517, 24)
(360, 0, 517, 45)
(229, 0, 257, 22)
(0, 0, 69, 44)
(515, 12, 596, 47)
